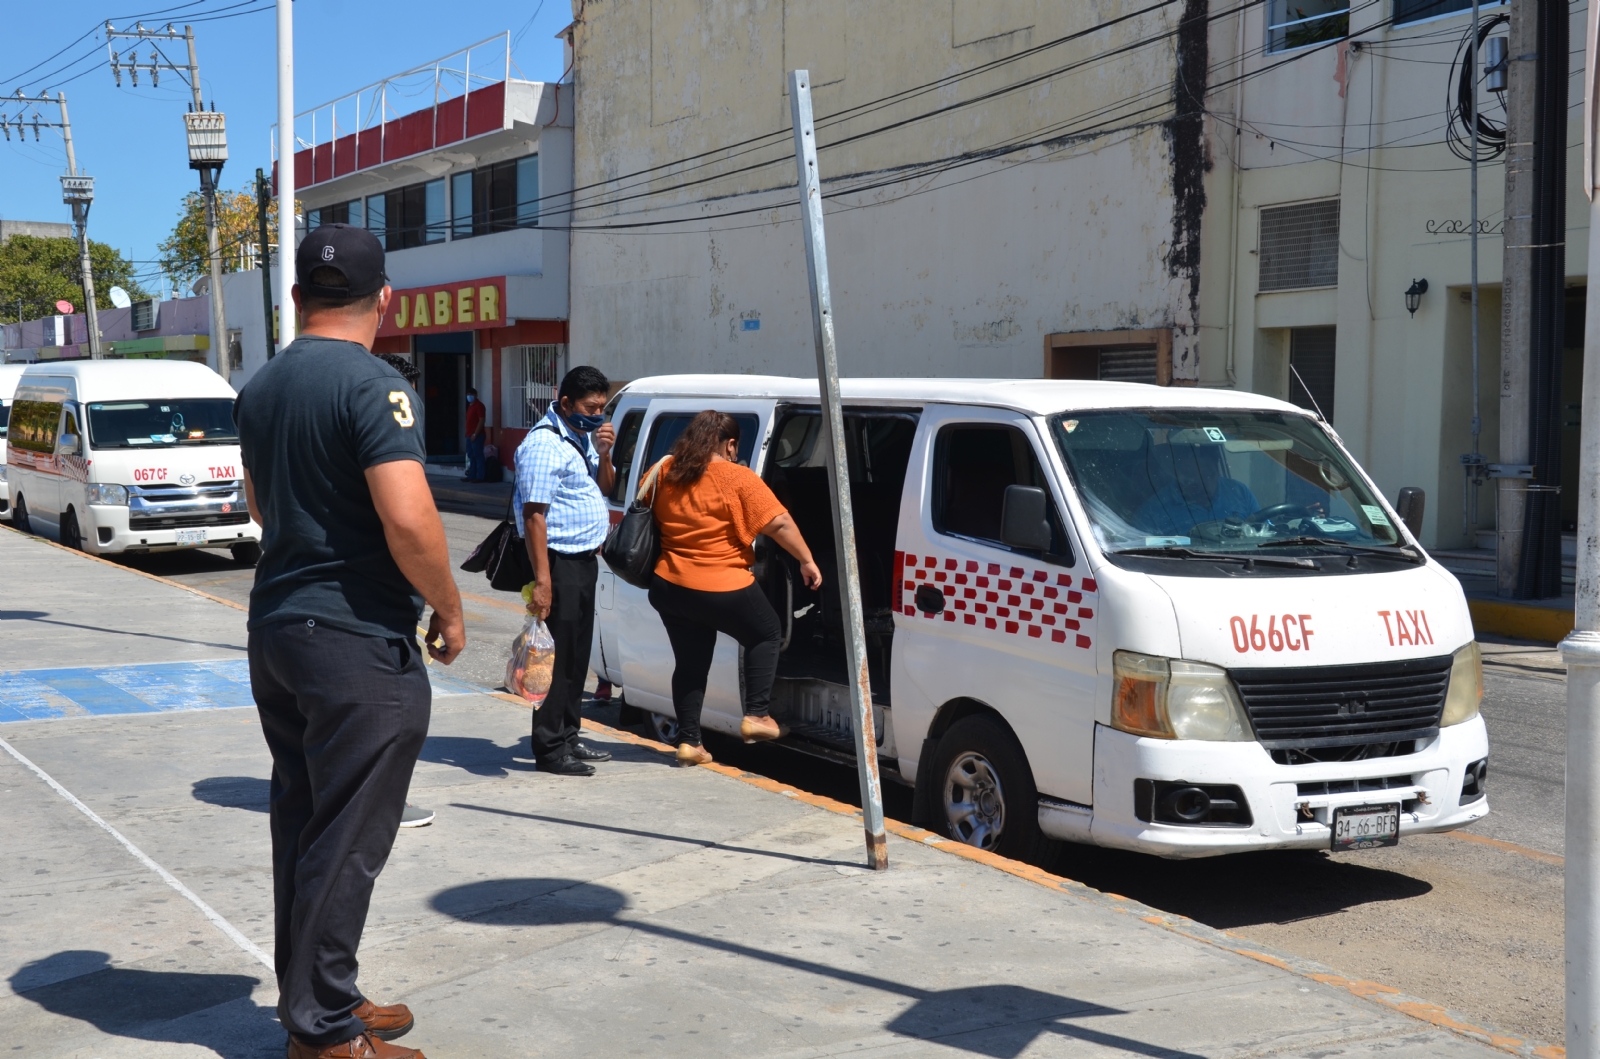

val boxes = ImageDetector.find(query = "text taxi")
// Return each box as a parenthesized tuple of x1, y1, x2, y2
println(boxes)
(6, 359, 262, 562)
(593, 376, 1488, 860)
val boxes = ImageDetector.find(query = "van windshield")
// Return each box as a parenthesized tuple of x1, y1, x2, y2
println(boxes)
(1048, 409, 1406, 557)
(87, 399, 239, 449)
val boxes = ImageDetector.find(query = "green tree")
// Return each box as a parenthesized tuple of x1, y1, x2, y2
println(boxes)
(0, 235, 148, 324)
(158, 185, 280, 287)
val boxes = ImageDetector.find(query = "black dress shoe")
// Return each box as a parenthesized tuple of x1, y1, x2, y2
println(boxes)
(571, 743, 612, 762)
(537, 755, 596, 776)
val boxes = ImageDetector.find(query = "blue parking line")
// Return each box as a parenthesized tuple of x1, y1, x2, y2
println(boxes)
(0, 659, 487, 722)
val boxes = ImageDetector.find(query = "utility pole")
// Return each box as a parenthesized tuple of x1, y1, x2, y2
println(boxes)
(276, 0, 297, 350)
(255, 168, 276, 359)
(788, 69, 889, 872)
(107, 23, 230, 376)
(1497, 0, 1567, 599)
(1, 91, 102, 357)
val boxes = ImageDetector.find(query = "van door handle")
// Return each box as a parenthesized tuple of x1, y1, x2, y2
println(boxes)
(914, 585, 945, 615)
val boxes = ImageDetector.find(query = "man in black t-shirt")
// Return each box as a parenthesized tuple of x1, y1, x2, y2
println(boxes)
(235, 223, 462, 1059)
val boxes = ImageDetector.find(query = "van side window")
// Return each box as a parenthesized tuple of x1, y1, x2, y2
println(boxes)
(8, 399, 60, 454)
(932, 423, 1073, 565)
(606, 410, 645, 505)
(643, 412, 761, 472)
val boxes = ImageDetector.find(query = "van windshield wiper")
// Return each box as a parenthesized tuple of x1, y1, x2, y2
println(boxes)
(1112, 546, 1318, 569)
(1254, 536, 1422, 562)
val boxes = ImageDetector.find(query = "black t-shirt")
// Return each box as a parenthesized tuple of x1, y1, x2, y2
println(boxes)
(234, 336, 427, 638)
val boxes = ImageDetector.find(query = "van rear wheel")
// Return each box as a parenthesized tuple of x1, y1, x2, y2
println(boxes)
(932, 714, 1053, 863)
(644, 711, 680, 746)
(61, 508, 84, 551)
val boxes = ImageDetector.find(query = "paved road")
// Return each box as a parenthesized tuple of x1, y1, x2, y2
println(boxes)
(117, 504, 1569, 1046)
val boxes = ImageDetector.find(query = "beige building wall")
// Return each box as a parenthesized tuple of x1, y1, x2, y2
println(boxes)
(567, 0, 1215, 383)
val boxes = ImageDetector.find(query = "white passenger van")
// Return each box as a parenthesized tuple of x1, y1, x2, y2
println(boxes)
(0, 363, 27, 522)
(594, 376, 1489, 860)
(6, 360, 261, 562)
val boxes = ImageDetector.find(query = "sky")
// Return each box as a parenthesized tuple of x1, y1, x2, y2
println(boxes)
(0, 0, 569, 298)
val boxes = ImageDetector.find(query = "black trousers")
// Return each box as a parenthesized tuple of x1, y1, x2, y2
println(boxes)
(647, 575, 782, 747)
(249, 618, 431, 1045)
(532, 549, 599, 761)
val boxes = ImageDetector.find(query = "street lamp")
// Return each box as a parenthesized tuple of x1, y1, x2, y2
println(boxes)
(1405, 278, 1429, 317)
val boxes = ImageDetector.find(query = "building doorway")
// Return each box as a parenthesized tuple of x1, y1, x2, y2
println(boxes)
(1287, 327, 1336, 422)
(418, 331, 473, 461)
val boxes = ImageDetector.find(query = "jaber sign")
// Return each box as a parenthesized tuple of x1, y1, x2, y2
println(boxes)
(377, 276, 507, 337)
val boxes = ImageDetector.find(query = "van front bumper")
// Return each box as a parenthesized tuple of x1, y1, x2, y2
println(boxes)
(1040, 719, 1491, 858)
(82, 504, 260, 554)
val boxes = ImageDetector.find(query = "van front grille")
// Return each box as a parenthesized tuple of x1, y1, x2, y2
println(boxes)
(128, 511, 251, 530)
(1230, 656, 1452, 750)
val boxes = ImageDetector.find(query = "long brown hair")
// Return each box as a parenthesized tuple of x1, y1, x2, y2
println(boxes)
(666, 410, 740, 484)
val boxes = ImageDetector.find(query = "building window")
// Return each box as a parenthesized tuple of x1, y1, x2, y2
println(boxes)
(1259, 200, 1340, 292)
(373, 179, 446, 251)
(1045, 329, 1173, 385)
(1395, 0, 1503, 25)
(305, 199, 363, 231)
(1266, 1, 1349, 52)
(449, 155, 540, 240)
(1288, 327, 1337, 422)
(506, 344, 566, 428)
(227, 329, 244, 373)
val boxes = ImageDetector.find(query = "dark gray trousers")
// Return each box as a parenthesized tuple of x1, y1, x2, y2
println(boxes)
(249, 618, 430, 1045)
(532, 549, 599, 761)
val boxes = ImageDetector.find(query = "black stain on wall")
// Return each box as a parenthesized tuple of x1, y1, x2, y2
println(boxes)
(1164, 0, 1211, 373)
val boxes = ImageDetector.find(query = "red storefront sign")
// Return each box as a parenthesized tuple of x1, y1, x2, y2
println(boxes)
(378, 276, 508, 337)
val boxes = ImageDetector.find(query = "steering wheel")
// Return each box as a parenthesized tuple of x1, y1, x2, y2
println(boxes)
(1245, 502, 1308, 526)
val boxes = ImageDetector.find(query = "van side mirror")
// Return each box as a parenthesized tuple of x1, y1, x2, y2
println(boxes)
(1001, 485, 1053, 552)
(1395, 487, 1425, 538)
(58, 433, 81, 455)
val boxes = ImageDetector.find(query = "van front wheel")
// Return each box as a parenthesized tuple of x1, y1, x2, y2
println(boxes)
(932, 714, 1052, 863)
(231, 542, 262, 566)
(10, 494, 30, 534)
(61, 508, 84, 551)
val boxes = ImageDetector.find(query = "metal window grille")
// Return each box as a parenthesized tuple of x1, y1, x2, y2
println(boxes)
(131, 299, 160, 332)
(1259, 200, 1340, 292)
(1098, 347, 1159, 383)
(1288, 327, 1337, 422)
(1265, 0, 1349, 52)
(507, 344, 565, 428)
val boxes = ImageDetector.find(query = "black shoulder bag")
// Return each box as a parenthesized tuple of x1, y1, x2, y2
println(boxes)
(601, 458, 666, 589)
(460, 493, 535, 592)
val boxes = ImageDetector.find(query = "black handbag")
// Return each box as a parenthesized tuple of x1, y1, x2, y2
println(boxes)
(602, 458, 666, 589)
(461, 496, 535, 592)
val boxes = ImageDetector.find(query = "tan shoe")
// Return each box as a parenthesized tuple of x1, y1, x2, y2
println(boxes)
(287, 1032, 425, 1059)
(740, 715, 782, 743)
(675, 742, 714, 766)
(353, 998, 414, 1041)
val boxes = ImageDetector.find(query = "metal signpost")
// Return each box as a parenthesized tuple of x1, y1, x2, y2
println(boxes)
(276, 0, 297, 350)
(256, 169, 277, 358)
(787, 69, 889, 872)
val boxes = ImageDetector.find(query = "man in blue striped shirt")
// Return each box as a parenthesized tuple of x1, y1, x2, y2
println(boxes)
(514, 365, 616, 775)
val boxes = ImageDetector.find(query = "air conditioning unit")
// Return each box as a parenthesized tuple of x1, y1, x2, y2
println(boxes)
(44, 315, 74, 347)
(132, 299, 160, 332)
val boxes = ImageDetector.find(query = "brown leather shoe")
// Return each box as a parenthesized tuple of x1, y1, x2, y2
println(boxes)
(740, 715, 782, 743)
(675, 742, 713, 766)
(353, 998, 414, 1040)
(287, 1032, 424, 1059)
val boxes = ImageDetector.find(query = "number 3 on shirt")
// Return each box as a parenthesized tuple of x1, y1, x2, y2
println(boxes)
(389, 391, 415, 427)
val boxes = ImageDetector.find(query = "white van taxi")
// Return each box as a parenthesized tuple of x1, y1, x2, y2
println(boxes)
(0, 363, 27, 522)
(594, 376, 1489, 860)
(6, 360, 261, 562)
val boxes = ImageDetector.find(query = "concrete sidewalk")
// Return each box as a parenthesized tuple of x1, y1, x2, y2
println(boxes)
(0, 529, 1535, 1058)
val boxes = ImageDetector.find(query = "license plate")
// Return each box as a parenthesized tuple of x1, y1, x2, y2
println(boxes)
(175, 528, 207, 545)
(1331, 803, 1400, 851)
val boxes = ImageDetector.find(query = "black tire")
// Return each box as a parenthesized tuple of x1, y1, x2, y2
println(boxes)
(61, 508, 84, 551)
(231, 541, 262, 566)
(11, 493, 31, 535)
(931, 714, 1054, 863)
(644, 711, 680, 746)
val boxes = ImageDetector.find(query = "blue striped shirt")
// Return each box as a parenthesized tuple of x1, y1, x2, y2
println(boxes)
(513, 405, 609, 553)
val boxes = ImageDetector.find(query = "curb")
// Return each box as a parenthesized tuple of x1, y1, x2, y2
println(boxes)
(1469, 597, 1574, 645)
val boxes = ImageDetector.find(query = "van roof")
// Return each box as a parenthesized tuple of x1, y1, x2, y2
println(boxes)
(619, 375, 1310, 417)
(17, 359, 237, 401)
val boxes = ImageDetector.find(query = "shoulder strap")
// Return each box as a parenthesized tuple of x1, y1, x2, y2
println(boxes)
(533, 419, 588, 460)
(637, 457, 669, 508)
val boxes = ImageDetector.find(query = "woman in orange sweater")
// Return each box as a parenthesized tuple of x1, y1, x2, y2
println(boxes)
(647, 411, 824, 766)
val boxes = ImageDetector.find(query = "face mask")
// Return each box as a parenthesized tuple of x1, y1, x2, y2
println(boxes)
(567, 411, 605, 433)
(466, 395, 475, 404)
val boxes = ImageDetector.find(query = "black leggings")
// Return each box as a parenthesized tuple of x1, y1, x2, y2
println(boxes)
(647, 575, 782, 747)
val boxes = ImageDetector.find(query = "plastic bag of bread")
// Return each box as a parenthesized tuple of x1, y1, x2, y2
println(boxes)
(505, 614, 556, 705)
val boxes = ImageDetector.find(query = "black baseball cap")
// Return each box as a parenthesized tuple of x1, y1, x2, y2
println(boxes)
(295, 222, 387, 300)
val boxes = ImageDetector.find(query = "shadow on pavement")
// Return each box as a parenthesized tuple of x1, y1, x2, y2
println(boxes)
(431, 878, 1204, 1059)
(192, 776, 271, 813)
(10, 950, 276, 1059)
(417, 735, 532, 777)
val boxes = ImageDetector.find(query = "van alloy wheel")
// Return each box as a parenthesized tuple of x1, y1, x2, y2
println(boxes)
(944, 751, 1007, 851)
(62, 509, 83, 551)
(647, 712, 680, 746)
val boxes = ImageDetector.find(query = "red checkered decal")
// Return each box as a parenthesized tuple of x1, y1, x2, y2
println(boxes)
(895, 550, 1095, 650)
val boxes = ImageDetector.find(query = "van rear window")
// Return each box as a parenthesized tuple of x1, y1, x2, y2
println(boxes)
(87, 399, 239, 448)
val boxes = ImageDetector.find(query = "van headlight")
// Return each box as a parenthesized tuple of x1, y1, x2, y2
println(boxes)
(1440, 641, 1482, 726)
(1111, 651, 1253, 741)
(86, 483, 128, 505)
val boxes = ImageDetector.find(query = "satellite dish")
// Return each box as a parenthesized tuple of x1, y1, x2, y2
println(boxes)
(55, 300, 75, 314)
(109, 286, 132, 309)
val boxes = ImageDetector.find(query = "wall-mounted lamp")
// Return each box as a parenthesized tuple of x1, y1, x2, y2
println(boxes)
(1405, 278, 1429, 317)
